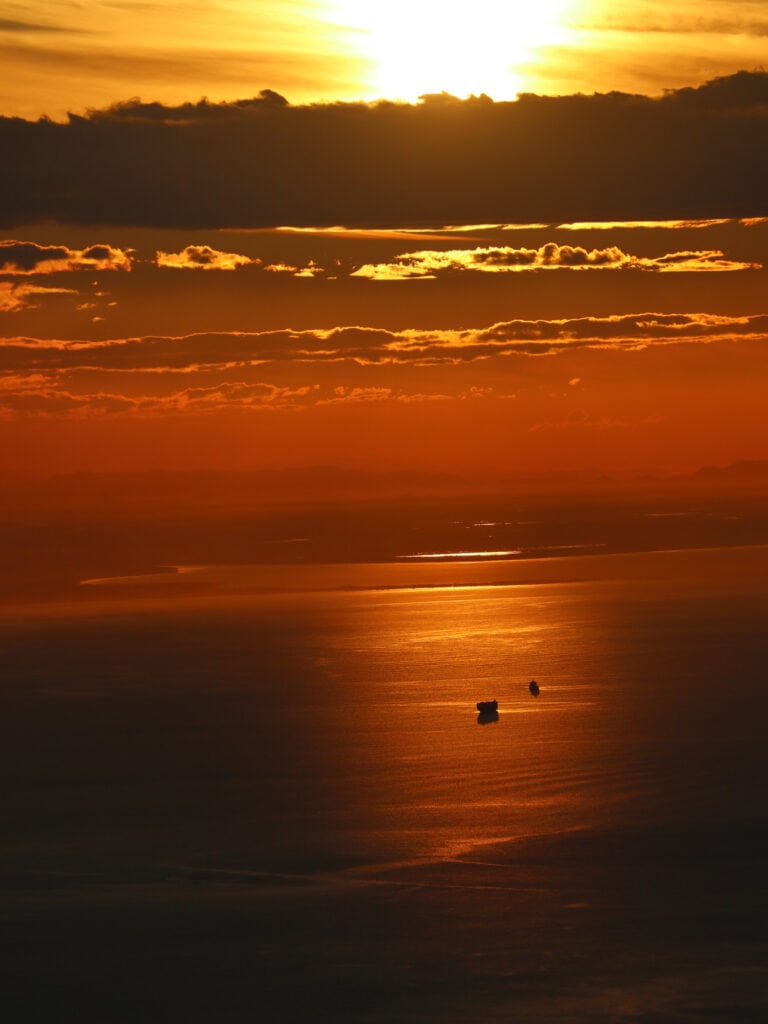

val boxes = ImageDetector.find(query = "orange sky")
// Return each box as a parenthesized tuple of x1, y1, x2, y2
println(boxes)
(2, 217, 767, 480)
(4, 1, 768, 118)
(1, 14, 767, 485)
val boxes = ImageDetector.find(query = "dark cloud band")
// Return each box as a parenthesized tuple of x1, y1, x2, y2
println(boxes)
(2, 72, 767, 229)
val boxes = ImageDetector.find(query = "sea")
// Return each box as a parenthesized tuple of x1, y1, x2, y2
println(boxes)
(1, 493, 766, 1022)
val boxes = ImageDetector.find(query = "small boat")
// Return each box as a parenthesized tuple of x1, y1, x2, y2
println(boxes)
(529, 680, 540, 696)
(476, 699, 498, 714)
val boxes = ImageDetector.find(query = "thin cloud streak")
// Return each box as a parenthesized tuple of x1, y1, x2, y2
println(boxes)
(555, 218, 768, 231)
(0, 17, 80, 34)
(351, 244, 761, 279)
(1, 307, 768, 387)
(0, 281, 78, 313)
(568, 0, 768, 37)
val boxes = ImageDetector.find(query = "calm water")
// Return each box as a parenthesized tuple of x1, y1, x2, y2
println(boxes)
(2, 546, 766, 1021)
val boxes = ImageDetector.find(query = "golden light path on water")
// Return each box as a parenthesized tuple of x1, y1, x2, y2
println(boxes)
(328, 0, 575, 100)
(396, 550, 522, 560)
(74, 544, 768, 868)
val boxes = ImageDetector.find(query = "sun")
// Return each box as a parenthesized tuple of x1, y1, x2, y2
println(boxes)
(331, 0, 573, 101)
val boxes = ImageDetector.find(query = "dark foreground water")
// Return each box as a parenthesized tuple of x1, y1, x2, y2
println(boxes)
(1, 546, 766, 1022)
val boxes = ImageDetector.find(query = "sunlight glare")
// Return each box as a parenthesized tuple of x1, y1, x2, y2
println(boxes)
(331, 0, 573, 100)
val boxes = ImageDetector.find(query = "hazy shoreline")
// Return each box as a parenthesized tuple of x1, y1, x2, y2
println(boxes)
(77, 542, 768, 598)
(3, 482, 767, 609)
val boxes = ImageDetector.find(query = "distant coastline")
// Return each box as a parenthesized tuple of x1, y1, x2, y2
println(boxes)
(2, 480, 766, 608)
(78, 543, 768, 599)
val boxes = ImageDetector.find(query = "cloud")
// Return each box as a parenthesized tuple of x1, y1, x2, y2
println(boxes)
(568, 5, 768, 39)
(0, 18, 76, 34)
(2, 72, 767, 227)
(0, 281, 78, 312)
(272, 225, 458, 241)
(146, 380, 314, 414)
(96, 91, 290, 123)
(471, 312, 768, 350)
(0, 378, 317, 419)
(0, 241, 132, 274)
(528, 412, 666, 433)
(556, 219, 737, 231)
(444, 217, 768, 232)
(293, 260, 324, 278)
(155, 244, 257, 270)
(316, 386, 453, 406)
(0, 376, 456, 418)
(318, 386, 393, 405)
(261, 259, 325, 276)
(648, 249, 758, 271)
(263, 262, 300, 274)
(1, 313, 766, 378)
(351, 243, 760, 278)
(444, 223, 552, 233)
(0, 312, 766, 419)
(352, 262, 435, 281)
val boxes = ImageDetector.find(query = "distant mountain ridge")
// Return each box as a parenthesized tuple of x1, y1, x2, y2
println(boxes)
(3, 460, 767, 516)
(1, 465, 470, 513)
(693, 460, 768, 480)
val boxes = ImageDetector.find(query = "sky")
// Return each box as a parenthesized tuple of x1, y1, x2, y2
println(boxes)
(1, 2, 767, 483)
(4, 1, 768, 119)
